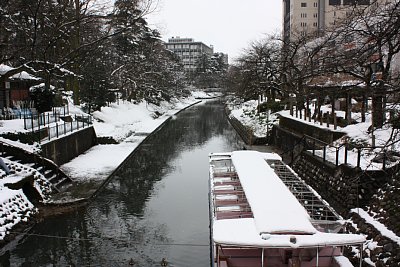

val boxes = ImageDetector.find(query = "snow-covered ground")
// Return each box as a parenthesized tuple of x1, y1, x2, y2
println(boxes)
(228, 99, 400, 170)
(227, 100, 279, 138)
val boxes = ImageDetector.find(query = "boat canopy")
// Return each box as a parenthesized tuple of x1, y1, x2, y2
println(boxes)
(213, 218, 365, 248)
(231, 150, 316, 235)
(211, 151, 365, 248)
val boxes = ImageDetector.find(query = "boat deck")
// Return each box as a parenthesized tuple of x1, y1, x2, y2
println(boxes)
(210, 156, 254, 221)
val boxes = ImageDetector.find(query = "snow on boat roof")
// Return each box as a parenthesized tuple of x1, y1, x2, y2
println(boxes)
(231, 151, 316, 234)
(213, 218, 365, 248)
(210, 152, 282, 161)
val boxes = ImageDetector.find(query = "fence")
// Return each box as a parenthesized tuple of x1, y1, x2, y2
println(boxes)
(0, 108, 38, 120)
(38, 115, 93, 142)
(24, 105, 70, 130)
(298, 135, 400, 170)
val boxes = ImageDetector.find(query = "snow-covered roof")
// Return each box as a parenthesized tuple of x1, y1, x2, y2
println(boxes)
(231, 151, 316, 234)
(0, 64, 40, 81)
(29, 83, 55, 92)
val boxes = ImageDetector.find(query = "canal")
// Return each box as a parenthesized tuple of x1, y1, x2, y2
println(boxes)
(0, 99, 245, 267)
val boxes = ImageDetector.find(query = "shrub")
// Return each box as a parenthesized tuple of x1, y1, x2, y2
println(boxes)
(258, 101, 284, 113)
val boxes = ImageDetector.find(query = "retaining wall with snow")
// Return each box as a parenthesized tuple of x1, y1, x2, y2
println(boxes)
(291, 151, 390, 214)
(41, 126, 97, 165)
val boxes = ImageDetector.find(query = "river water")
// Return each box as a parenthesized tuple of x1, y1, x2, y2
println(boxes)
(0, 99, 245, 267)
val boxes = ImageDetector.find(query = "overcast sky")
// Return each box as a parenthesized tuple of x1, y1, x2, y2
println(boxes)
(145, 0, 282, 63)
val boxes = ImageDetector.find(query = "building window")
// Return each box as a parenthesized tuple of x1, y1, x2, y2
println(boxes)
(329, 0, 341, 4)
(301, 2, 307, 7)
(301, 13, 307, 18)
(313, 22, 318, 27)
(313, 13, 318, 18)
(343, 0, 354, 5)
(314, 2, 318, 7)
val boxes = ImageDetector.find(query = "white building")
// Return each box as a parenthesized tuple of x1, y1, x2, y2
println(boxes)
(165, 37, 214, 72)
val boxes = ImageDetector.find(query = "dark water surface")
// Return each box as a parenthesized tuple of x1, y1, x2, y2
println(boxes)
(0, 99, 244, 267)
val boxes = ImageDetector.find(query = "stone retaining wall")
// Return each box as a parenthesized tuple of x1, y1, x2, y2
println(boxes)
(292, 151, 362, 215)
(279, 115, 345, 144)
(273, 125, 392, 215)
(41, 126, 97, 165)
(348, 212, 400, 266)
(226, 111, 267, 145)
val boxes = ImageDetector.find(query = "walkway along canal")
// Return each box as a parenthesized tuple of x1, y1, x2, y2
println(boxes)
(0, 99, 248, 267)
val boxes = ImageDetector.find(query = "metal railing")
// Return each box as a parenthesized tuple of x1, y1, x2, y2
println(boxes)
(302, 135, 400, 170)
(38, 115, 93, 142)
(0, 108, 38, 120)
(23, 105, 70, 130)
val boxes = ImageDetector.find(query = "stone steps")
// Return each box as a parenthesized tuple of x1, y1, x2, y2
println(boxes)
(0, 142, 72, 192)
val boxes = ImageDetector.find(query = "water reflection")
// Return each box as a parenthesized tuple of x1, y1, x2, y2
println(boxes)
(0, 99, 244, 267)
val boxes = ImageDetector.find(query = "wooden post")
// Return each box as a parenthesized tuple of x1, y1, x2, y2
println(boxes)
(383, 150, 386, 170)
(327, 112, 330, 128)
(38, 120, 41, 144)
(335, 147, 339, 166)
(319, 111, 323, 125)
(333, 112, 337, 130)
(290, 100, 294, 116)
(313, 139, 316, 155)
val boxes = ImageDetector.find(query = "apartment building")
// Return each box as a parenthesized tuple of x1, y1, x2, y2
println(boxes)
(282, 0, 372, 40)
(165, 37, 214, 72)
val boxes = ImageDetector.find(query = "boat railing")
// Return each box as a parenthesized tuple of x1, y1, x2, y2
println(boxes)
(266, 159, 343, 229)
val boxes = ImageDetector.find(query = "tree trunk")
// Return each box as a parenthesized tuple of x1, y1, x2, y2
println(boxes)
(72, 0, 81, 105)
(372, 86, 384, 128)
(361, 93, 366, 123)
(346, 92, 352, 124)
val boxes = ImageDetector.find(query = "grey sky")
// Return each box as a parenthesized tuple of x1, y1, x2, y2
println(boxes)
(146, 0, 282, 63)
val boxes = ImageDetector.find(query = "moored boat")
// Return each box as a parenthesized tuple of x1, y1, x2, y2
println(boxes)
(209, 150, 365, 267)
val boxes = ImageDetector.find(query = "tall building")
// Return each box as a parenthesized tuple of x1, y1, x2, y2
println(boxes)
(165, 37, 214, 72)
(282, 0, 372, 40)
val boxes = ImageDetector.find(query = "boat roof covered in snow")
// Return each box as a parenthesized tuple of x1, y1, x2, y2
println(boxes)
(209, 150, 365, 248)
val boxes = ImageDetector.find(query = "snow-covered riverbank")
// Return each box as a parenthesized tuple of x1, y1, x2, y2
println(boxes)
(0, 90, 220, 241)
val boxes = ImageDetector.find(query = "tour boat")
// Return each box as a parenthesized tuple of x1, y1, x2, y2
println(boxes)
(209, 150, 365, 267)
